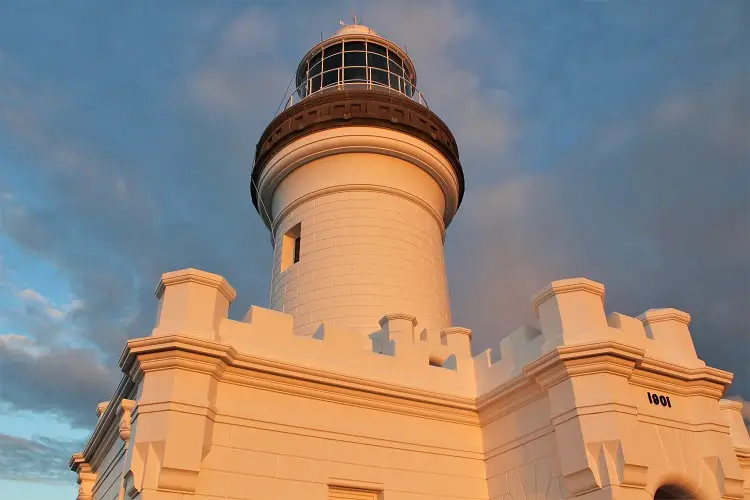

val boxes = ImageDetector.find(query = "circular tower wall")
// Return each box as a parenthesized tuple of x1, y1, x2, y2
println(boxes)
(252, 26, 464, 340)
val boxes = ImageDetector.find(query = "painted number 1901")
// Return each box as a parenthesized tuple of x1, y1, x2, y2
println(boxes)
(647, 392, 672, 408)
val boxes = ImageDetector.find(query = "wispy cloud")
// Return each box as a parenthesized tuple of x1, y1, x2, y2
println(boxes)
(13, 288, 84, 322)
(16, 288, 45, 304)
(187, 8, 289, 119)
(362, 1, 515, 158)
(0, 433, 86, 483)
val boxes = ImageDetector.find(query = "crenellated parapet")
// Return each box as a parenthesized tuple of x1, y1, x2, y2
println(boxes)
(146, 269, 731, 400)
(74, 268, 749, 500)
(148, 268, 477, 396)
(147, 270, 727, 403)
(474, 277, 712, 394)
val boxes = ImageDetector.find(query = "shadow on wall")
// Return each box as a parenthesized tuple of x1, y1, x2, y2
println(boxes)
(654, 484, 696, 499)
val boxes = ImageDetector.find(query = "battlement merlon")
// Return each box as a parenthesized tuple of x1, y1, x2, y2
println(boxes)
(532, 277, 608, 349)
(153, 268, 237, 340)
(529, 277, 701, 366)
(719, 399, 750, 453)
(637, 308, 698, 362)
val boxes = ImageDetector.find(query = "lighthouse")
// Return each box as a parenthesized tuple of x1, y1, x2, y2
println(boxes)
(251, 21, 464, 339)
(70, 20, 750, 500)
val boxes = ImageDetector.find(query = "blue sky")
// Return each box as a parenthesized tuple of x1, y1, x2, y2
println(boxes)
(0, 1, 747, 497)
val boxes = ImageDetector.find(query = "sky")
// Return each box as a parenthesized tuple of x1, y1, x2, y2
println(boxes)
(0, 0, 747, 497)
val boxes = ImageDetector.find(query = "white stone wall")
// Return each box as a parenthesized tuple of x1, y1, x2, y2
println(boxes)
(191, 383, 488, 499)
(92, 435, 125, 500)
(482, 397, 564, 500)
(269, 153, 452, 338)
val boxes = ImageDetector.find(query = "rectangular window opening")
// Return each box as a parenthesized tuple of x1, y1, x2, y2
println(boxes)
(329, 485, 382, 500)
(280, 223, 302, 272)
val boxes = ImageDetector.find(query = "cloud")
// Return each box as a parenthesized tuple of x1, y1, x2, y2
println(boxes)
(12, 287, 83, 322)
(361, 1, 515, 158)
(17, 288, 46, 303)
(187, 8, 290, 119)
(0, 433, 85, 483)
(0, 6, 274, 436)
(449, 75, 750, 398)
(0, 335, 117, 429)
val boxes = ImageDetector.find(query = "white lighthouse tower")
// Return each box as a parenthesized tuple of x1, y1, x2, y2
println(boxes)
(70, 20, 750, 500)
(252, 22, 464, 339)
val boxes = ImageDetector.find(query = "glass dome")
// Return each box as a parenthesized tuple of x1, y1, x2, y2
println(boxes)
(280, 23, 425, 112)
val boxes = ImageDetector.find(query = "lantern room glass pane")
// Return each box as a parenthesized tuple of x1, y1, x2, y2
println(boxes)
(324, 42, 342, 57)
(368, 53, 387, 70)
(388, 52, 403, 69)
(344, 51, 366, 67)
(310, 51, 321, 68)
(389, 61, 404, 79)
(344, 67, 366, 82)
(309, 60, 321, 77)
(344, 41, 366, 51)
(322, 68, 338, 88)
(369, 42, 387, 56)
(390, 75, 401, 91)
(310, 75, 321, 92)
(323, 54, 341, 71)
(371, 68, 388, 86)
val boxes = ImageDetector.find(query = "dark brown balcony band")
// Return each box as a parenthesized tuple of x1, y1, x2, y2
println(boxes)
(252, 88, 464, 213)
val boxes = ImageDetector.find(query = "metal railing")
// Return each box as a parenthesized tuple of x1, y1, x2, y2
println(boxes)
(274, 67, 429, 116)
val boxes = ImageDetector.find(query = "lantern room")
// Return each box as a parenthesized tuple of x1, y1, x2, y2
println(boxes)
(290, 22, 424, 106)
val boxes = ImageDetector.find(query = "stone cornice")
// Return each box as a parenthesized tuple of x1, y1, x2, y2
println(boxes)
(475, 341, 734, 425)
(475, 373, 542, 424)
(72, 375, 136, 472)
(155, 268, 237, 302)
(630, 357, 732, 398)
(120, 335, 479, 425)
(254, 126, 461, 230)
(69, 452, 91, 474)
(118, 335, 734, 432)
(476, 343, 644, 425)
(524, 341, 645, 390)
(514, 340, 731, 398)
(70, 452, 97, 500)
(252, 89, 463, 213)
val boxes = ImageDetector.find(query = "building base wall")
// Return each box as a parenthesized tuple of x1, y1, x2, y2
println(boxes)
(71, 271, 750, 500)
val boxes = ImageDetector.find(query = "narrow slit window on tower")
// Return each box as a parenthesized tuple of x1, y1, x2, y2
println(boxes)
(293, 235, 301, 264)
(280, 223, 302, 272)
